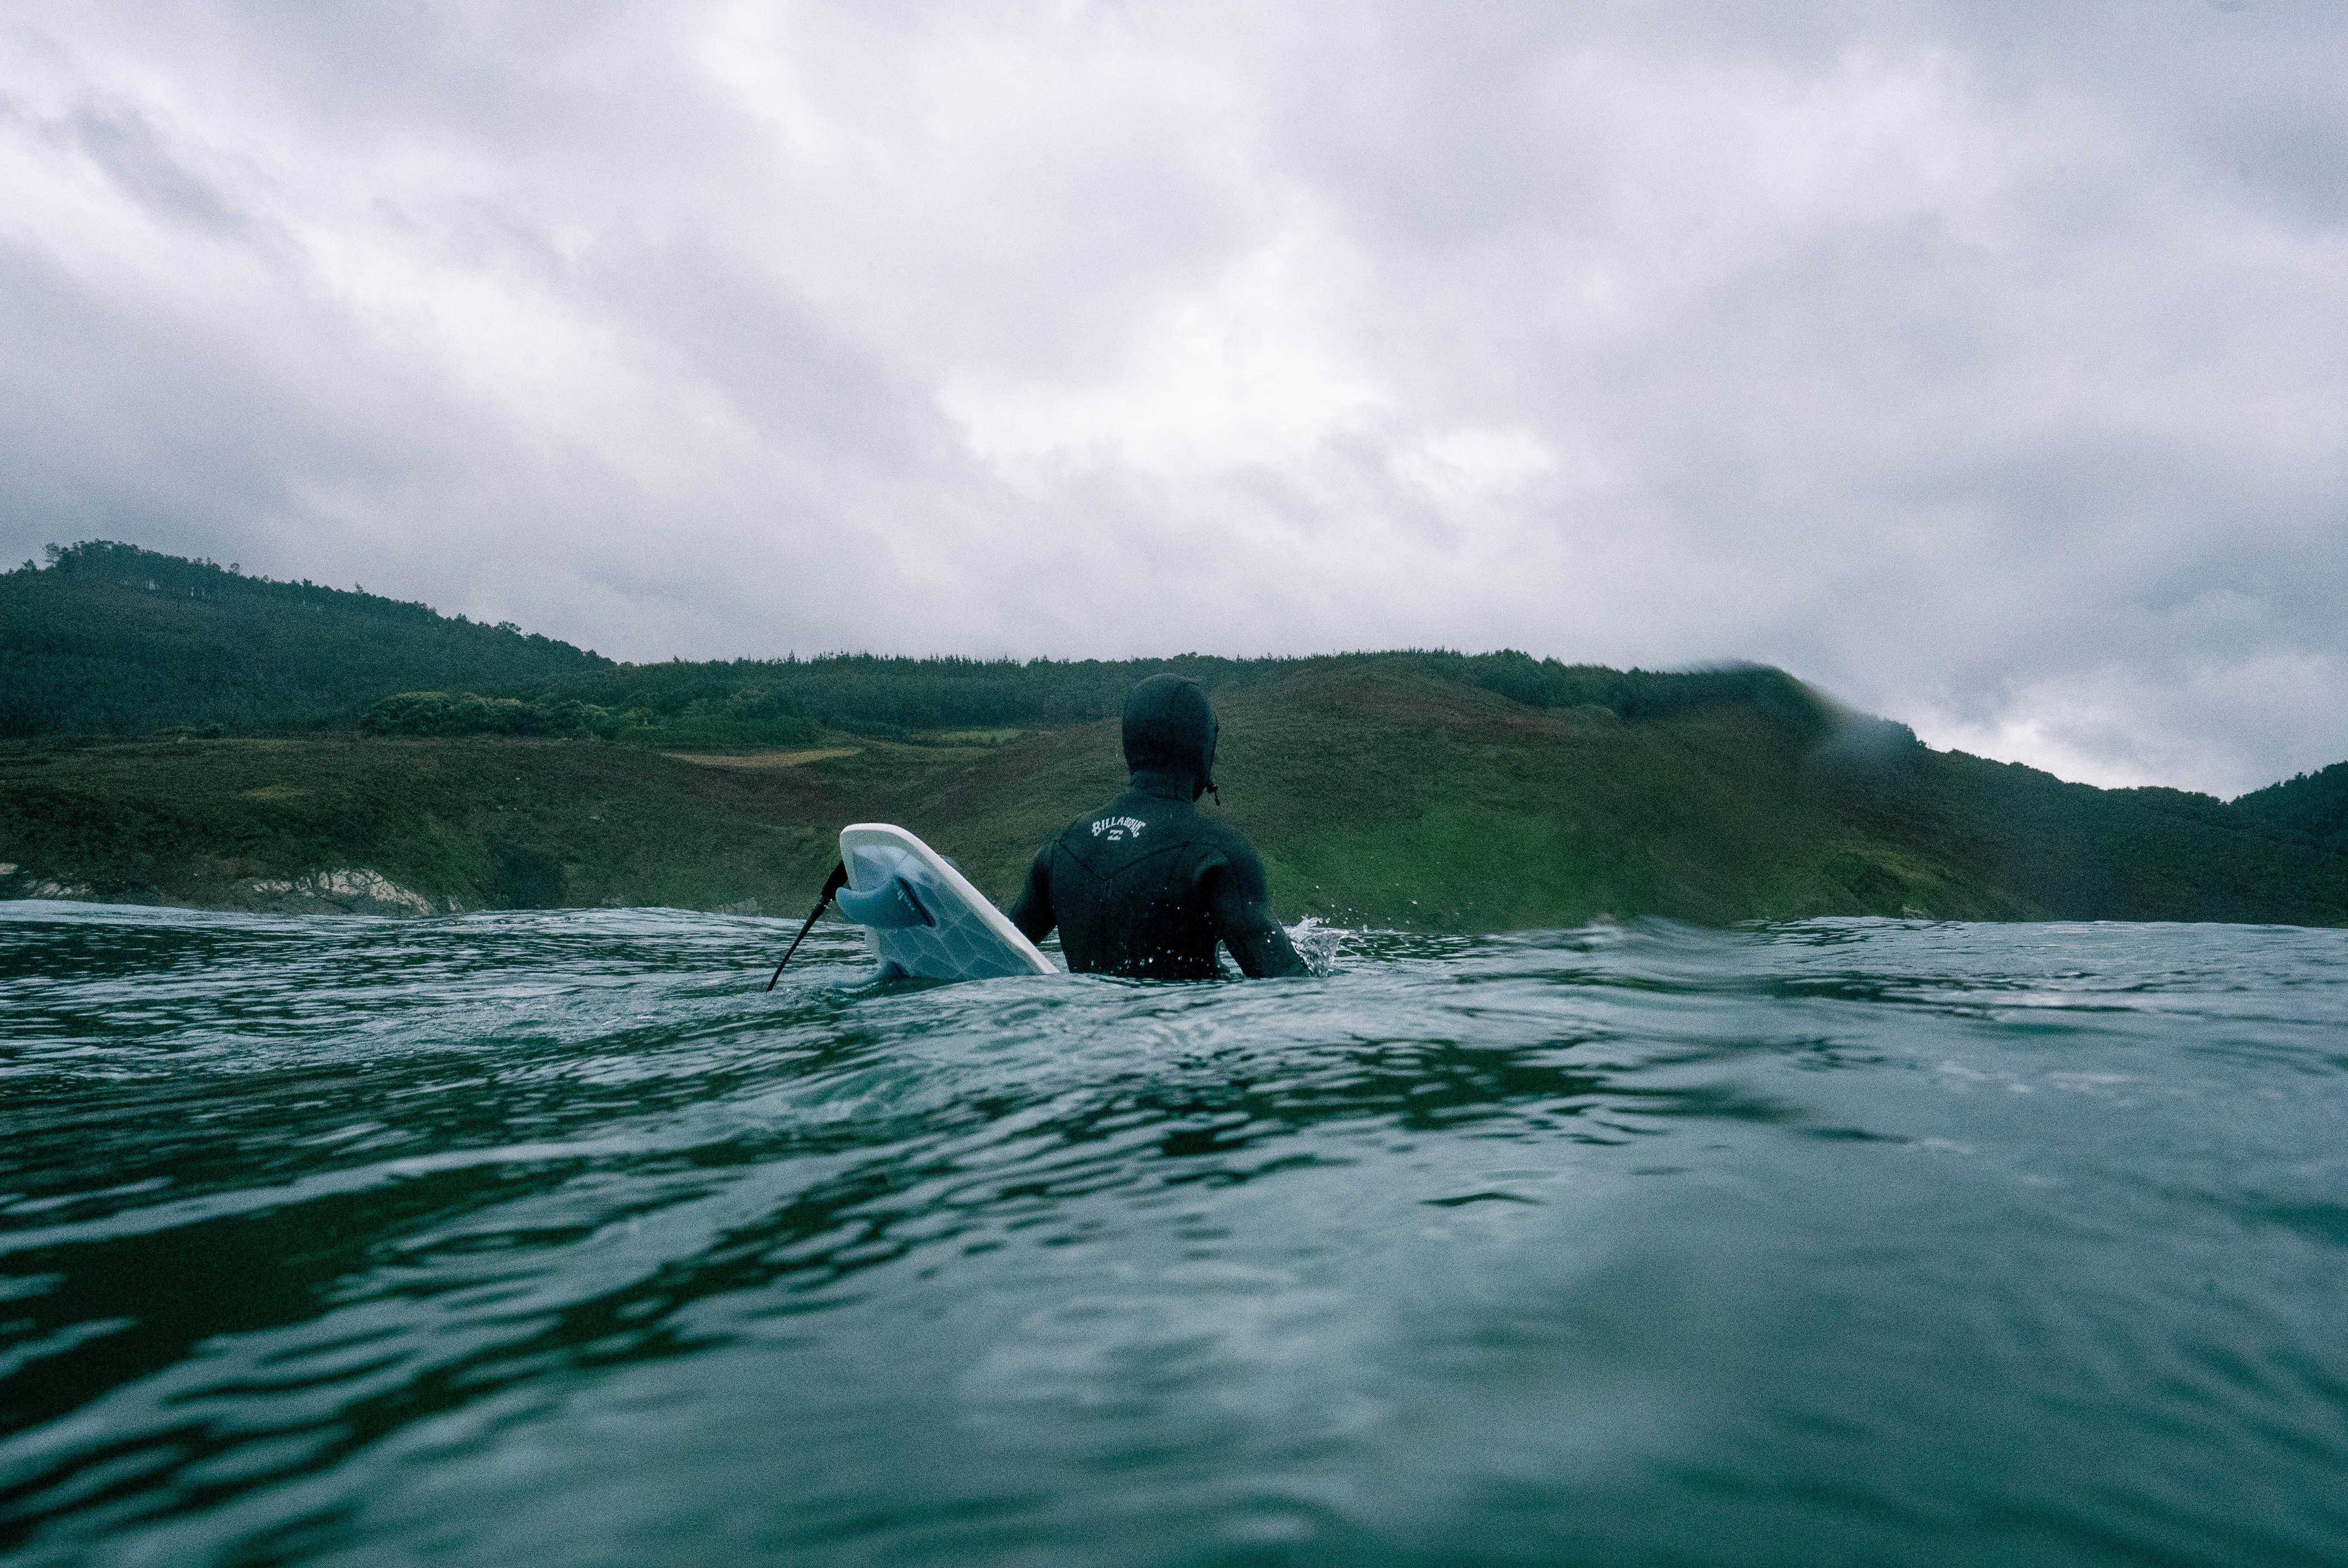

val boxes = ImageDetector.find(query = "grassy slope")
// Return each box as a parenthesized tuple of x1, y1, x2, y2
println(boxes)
(7, 667, 2342, 927)
(0, 736, 838, 915)
(1818, 742, 2348, 924)
(920, 668, 2024, 926)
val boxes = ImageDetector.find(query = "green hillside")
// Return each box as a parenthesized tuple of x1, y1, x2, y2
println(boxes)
(2233, 761, 2348, 858)
(3, 541, 1867, 748)
(4, 666, 2343, 929)
(0, 543, 608, 737)
(3, 540, 2341, 930)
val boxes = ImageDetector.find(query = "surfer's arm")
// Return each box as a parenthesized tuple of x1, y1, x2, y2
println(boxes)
(1203, 842, 1307, 978)
(1008, 847, 1056, 942)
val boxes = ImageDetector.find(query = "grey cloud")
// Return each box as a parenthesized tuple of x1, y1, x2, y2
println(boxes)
(3, 1, 2346, 795)
(60, 102, 252, 236)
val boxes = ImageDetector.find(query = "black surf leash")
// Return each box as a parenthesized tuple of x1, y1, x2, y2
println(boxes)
(765, 859, 848, 991)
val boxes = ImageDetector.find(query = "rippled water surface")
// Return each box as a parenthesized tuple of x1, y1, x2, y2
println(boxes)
(2, 904, 2345, 1566)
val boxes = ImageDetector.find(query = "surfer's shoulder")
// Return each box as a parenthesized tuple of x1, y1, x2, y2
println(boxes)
(1195, 816, 1268, 878)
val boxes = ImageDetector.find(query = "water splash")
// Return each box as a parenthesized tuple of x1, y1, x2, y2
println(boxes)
(1282, 914, 1350, 976)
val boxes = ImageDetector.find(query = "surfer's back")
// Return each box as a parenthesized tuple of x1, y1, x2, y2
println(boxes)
(1024, 784, 1254, 979)
(1005, 674, 1305, 980)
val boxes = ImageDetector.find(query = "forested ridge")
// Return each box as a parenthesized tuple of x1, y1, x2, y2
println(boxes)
(2232, 762, 2348, 857)
(3, 541, 2343, 927)
(1, 542, 606, 737)
(2, 540, 1850, 750)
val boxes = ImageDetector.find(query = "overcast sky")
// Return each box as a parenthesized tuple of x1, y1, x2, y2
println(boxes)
(4, 2, 2345, 796)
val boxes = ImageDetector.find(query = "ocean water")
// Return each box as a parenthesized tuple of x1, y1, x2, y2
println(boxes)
(1, 904, 2344, 1567)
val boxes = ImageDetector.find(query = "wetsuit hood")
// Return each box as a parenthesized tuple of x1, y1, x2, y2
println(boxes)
(1121, 675, 1218, 801)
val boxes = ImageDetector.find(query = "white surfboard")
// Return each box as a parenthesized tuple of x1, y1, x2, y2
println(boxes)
(834, 823, 1057, 981)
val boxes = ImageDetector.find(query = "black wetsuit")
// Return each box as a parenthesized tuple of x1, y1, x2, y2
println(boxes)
(1009, 676, 1306, 980)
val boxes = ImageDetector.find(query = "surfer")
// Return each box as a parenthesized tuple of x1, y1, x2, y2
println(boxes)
(1009, 674, 1307, 979)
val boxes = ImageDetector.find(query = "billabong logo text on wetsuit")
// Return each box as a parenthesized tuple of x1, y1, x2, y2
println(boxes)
(1091, 816, 1147, 842)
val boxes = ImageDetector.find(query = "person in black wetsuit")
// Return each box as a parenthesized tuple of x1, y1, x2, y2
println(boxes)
(1010, 675, 1307, 979)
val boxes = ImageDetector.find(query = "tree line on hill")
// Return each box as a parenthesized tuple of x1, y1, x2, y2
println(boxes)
(4, 541, 2343, 925)
(1, 542, 605, 737)
(4, 540, 2342, 865)
(497, 648, 1844, 743)
(1, 540, 1845, 750)
(2228, 760, 2348, 856)
(357, 688, 820, 748)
